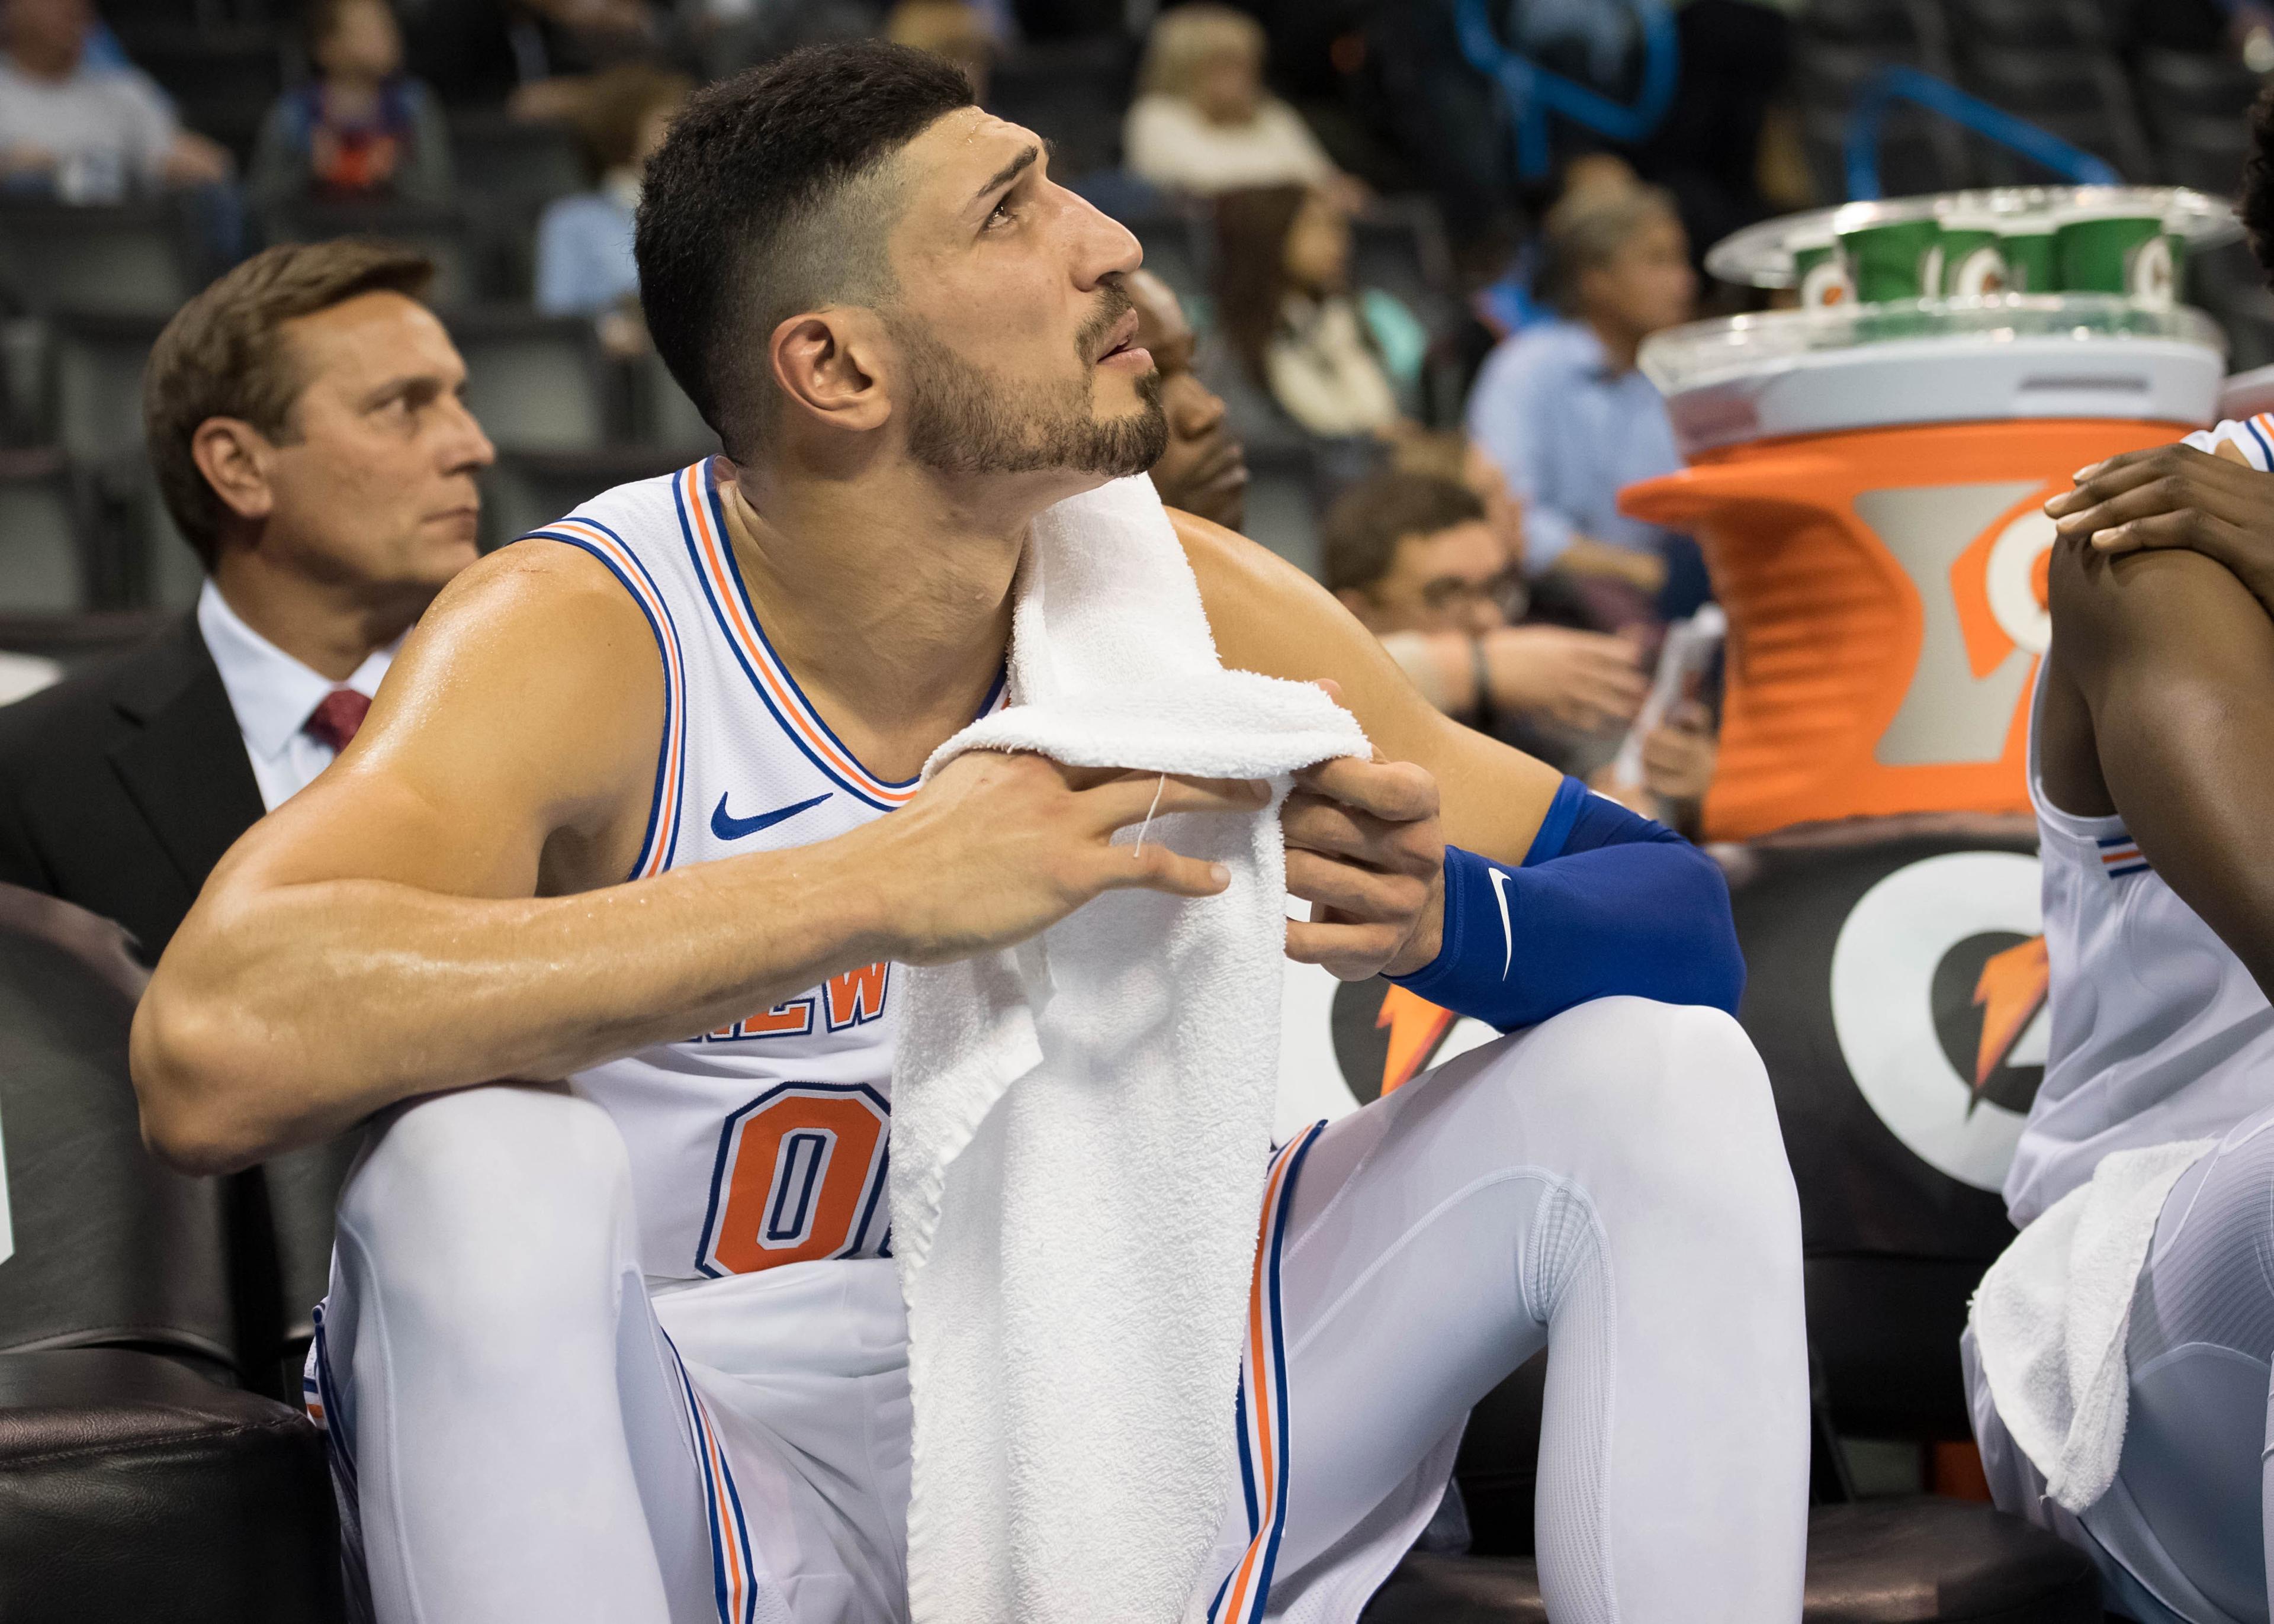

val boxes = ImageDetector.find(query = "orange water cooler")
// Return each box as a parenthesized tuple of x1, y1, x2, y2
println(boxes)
(1621, 295, 2225, 842)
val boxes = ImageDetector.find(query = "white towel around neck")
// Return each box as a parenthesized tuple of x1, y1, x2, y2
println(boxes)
(888, 474, 1369, 1624)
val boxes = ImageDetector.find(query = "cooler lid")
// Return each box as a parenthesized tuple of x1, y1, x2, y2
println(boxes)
(1640, 294, 2225, 455)
(1705, 186, 2240, 289)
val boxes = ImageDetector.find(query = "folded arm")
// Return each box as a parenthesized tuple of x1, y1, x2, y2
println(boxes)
(2043, 531, 2274, 999)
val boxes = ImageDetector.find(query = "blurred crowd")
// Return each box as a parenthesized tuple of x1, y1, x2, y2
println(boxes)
(0, 0, 2256, 821)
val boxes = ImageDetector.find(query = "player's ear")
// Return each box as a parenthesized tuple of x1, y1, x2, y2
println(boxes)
(769, 307, 890, 434)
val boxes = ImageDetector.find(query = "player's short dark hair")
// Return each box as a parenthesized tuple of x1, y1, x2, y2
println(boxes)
(635, 41, 977, 459)
(2244, 83, 2274, 284)
(1324, 471, 1487, 596)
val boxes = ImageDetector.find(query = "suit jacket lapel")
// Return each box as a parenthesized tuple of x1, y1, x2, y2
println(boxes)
(107, 617, 266, 893)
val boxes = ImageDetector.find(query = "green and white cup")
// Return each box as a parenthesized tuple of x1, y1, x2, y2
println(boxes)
(1998, 217, 2057, 293)
(2054, 202, 2177, 305)
(1791, 231, 1854, 308)
(1835, 206, 1945, 304)
(1937, 210, 2010, 297)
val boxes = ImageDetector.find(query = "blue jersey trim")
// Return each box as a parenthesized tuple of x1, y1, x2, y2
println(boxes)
(2244, 416, 2274, 469)
(527, 519, 688, 880)
(701, 463, 924, 796)
(674, 471, 903, 812)
(679, 462, 1010, 811)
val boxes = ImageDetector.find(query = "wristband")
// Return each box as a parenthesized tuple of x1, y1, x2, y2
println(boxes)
(1388, 780, 1744, 1029)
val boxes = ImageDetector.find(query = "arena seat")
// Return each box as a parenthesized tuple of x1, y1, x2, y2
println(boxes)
(2132, 46, 2262, 130)
(0, 1349, 343, 1624)
(120, 26, 286, 166)
(629, 348, 724, 457)
(0, 201, 198, 317)
(263, 201, 481, 309)
(483, 445, 699, 551)
(1803, 0, 1933, 48)
(444, 311, 611, 454)
(1122, 201, 1213, 320)
(1350, 198, 1459, 345)
(1362, 1499, 2100, 1622)
(0, 449, 94, 614)
(986, 35, 1139, 181)
(1238, 440, 1326, 578)
(1942, 0, 2102, 51)
(448, 112, 589, 221)
(0, 885, 237, 1381)
(49, 312, 163, 467)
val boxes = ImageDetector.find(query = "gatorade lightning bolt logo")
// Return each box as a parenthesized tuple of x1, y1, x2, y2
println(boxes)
(1968, 935, 2050, 1112)
(1830, 850, 2047, 1190)
(1374, 985, 1457, 1098)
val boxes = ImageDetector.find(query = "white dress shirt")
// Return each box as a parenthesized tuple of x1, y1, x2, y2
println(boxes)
(196, 580, 397, 813)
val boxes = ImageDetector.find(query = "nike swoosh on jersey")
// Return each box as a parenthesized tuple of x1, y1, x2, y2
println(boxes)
(711, 790, 833, 842)
(1487, 866, 1514, 979)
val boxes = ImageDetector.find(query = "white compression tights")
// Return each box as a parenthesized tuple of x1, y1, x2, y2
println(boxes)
(317, 997, 1809, 1624)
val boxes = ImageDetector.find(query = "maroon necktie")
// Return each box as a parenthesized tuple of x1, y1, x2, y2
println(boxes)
(303, 688, 371, 754)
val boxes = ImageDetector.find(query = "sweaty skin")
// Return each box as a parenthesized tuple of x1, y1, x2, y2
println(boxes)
(2038, 500, 2274, 1000)
(130, 110, 1562, 1175)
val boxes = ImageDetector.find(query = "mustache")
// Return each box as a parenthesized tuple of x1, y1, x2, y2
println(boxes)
(1075, 279, 1136, 362)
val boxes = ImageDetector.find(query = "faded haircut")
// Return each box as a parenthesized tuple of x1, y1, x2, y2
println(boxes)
(634, 41, 977, 459)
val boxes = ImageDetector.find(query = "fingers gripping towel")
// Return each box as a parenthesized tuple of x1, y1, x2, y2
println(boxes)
(889, 474, 1368, 1624)
(1970, 1138, 2217, 1513)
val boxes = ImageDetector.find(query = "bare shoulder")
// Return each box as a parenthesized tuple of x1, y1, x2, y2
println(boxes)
(216, 536, 670, 899)
(1173, 507, 1385, 687)
(1171, 508, 1562, 857)
(2049, 533, 2268, 671)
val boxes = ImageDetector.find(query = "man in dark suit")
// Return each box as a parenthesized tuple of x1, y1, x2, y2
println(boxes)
(0, 238, 496, 963)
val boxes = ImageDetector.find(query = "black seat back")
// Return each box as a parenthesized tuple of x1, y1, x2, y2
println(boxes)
(0, 886, 235, 1378)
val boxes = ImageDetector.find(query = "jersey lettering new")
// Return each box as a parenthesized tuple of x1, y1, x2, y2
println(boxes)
(532, 459, 1002, 1279)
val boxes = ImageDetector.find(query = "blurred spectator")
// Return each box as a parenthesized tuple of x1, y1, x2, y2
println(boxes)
(0, 241, 494, 960)
(1324, 469, 1653, 763)
(1124, 5, 1356, 201)
(1595, 696, 1717, 840)
(405, 0, 663, 114)
(885, 0, 994, 102)
(677, 0, 881, 83)
(536, 63, 689, 355)
(1128, 267, 1246, 530)
(1214, 184, 1425, 439)
(249, 0, 453, 219)
(0, 0, 232, 201)
(1466, 183, 1695, 607)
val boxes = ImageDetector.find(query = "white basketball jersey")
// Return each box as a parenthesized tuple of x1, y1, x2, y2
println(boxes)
(529, 459, 1003, 1281)
(2006, 620, 2274, 1228)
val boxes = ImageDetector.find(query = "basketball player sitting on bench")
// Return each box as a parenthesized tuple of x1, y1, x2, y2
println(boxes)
(131, 44, 1806, 1624)
(1963, 144, 2274, 1609)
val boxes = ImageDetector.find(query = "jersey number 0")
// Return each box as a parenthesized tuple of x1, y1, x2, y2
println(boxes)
(695, 1082, 891, 1276)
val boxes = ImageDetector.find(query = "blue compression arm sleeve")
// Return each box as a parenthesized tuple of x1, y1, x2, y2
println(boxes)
(1387, 776, 1744, 1029)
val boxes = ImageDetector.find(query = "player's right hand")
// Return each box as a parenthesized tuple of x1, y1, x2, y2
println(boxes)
(866, 750, 1271, 966)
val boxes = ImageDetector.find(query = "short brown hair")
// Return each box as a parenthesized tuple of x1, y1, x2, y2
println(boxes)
(1324, 470, 1486, 596)
(144, 239, 434, 568)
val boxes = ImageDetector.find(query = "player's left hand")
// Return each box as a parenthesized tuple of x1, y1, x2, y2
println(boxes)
(2047, 442, 2274, 615)
(1282, 744, 1445, 983)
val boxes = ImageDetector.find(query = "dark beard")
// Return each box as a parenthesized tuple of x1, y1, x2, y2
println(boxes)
(887, 286, 1169, 480)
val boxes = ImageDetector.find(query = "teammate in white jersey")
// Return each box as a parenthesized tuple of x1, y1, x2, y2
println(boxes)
(131, 43, 1806, 1624)
(1959, 406, 2274, 1624)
